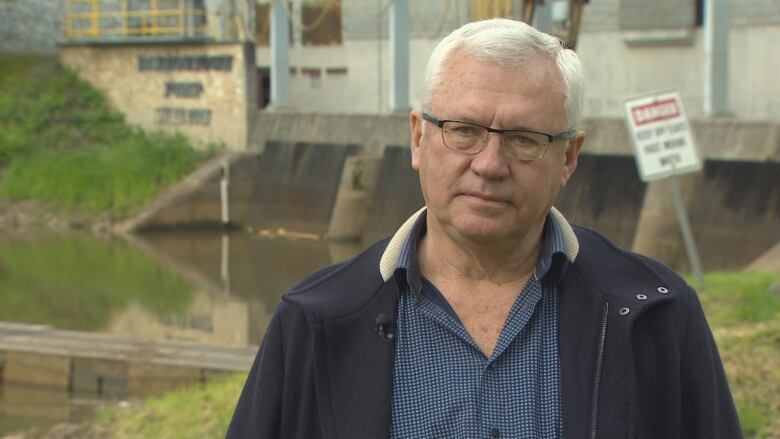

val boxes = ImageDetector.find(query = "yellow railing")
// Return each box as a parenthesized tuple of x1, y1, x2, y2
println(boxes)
(64, 0, 215, 40)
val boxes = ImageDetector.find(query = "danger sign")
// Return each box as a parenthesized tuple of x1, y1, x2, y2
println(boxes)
(623, 91, 701, 182)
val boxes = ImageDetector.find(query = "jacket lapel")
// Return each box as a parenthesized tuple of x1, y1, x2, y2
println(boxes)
(317, 280, 398, 439)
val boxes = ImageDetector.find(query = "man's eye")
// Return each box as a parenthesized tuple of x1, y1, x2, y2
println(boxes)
(448, 125, 480, 136)
(505, 133, 540, 146)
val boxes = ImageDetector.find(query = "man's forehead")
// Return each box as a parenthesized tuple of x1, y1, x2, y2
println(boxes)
(430, 51, 567, 126)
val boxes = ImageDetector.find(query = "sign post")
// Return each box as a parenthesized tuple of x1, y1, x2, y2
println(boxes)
(624, 91, 704, 286)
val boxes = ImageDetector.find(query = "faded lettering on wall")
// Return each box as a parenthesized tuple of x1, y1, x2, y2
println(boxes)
(156, 107, 212, 125)
(165, 81, 204, 98)
(139, 55, 233, 71)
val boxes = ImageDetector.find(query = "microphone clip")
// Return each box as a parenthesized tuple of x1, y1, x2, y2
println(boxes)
(375, 314, 395, 343)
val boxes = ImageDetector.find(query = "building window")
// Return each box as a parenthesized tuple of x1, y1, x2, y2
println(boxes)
(301, 0, 342, 46)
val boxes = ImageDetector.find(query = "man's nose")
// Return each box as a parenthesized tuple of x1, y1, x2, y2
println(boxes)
(470, 132, 510, 179)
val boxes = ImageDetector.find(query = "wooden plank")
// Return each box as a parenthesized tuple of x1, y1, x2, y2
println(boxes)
(0, 323, 256, 372)
(1, 383, 70, 419)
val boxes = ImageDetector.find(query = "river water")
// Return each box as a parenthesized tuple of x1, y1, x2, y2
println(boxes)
(0, 230, 363, 434)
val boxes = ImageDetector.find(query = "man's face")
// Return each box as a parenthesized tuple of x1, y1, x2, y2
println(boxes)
(410, 50, 584, 246)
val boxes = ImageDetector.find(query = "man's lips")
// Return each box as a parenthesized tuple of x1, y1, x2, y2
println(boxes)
(460, 191, 510, 204)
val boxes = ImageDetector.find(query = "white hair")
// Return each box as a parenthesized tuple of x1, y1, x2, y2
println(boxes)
(420, 18, 585, 129)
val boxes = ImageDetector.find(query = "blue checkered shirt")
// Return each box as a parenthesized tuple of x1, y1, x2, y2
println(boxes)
(390, 211, 569, 439)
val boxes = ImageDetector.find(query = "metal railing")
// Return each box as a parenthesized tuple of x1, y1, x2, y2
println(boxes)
(64, 0, 215, 41)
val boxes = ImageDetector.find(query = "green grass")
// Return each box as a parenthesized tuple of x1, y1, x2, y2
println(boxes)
(695, 271, 780, 439)
(0, 52, 212, 218)
(87, 271, 780, 439)
(95, 373, 246, 439)
(1, 131, 205, 216)
(0, 234, 194, 331)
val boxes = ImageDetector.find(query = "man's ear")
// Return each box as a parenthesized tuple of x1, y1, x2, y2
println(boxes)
(561, 131, 585, 187)
(410, 110, 424, 171)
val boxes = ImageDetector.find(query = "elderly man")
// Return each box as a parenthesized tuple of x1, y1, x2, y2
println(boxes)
(227, 19, 741, 439)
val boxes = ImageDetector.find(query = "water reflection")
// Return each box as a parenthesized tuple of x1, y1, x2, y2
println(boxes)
(127, 231, 362, 346)
(0, 230, 363, 434)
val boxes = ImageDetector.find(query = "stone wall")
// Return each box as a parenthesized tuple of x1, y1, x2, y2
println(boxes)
(59, 42, 256, 150)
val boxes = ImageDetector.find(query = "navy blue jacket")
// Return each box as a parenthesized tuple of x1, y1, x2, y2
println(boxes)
(227, 211, 741, 439)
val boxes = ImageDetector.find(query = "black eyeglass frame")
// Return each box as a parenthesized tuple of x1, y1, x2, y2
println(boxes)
(421, 111, 578, 161)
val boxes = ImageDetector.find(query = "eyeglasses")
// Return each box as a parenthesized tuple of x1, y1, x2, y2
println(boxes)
(422, 112, 577, 161)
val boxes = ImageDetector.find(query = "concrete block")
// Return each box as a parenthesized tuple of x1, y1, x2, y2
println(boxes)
(328, 155, 382, 240)
(2, 352, 70, 389)
(127, 362, 204, 397)
(631, 174, 699, 271)
(557, 154, 647, 248)
(363, 145, 425, 244)
(686, 160, 780, 270)
(71, 358, 128, 397)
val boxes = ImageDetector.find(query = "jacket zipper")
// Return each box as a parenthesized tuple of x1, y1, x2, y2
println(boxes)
(590, 302, 609, 439)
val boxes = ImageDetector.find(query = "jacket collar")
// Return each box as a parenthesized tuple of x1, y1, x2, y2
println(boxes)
(379, 206, 580, 282)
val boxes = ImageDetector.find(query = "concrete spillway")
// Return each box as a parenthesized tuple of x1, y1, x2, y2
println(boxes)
(245, 141, 361, 234)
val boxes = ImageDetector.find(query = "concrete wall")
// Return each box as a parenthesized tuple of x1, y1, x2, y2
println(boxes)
(59, 42, 255, 150)
(126, 142, 779, 271)
(249, 112, 780, 162)
(0, 0, 65, 54)
(244, 141, 361, 234)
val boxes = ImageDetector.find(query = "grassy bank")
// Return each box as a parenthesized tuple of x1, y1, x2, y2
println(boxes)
(92, 271, 780, 438)
(95, 373, 246, 438)
(695, 272, 780, 438)
(0, 52, 211, 218)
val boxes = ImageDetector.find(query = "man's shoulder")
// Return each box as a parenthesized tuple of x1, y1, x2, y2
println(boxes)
(278, 237, 392, 322)
(571, 225, 692, 300)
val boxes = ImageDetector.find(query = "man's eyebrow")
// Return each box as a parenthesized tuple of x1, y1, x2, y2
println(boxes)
(446, 114, 539, 132)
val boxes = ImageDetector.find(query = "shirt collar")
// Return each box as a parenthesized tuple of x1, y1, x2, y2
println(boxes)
(393, 210, 426, 296)
(393, 210, 570, 298)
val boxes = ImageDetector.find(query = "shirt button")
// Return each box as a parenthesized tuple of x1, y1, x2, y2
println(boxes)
(490, 428, 500, 438)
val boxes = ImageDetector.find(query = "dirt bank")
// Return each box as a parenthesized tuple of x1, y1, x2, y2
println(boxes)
(0, 197, 113, 235)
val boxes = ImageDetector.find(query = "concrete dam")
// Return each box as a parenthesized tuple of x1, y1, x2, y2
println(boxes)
(120, 113, 780, 273)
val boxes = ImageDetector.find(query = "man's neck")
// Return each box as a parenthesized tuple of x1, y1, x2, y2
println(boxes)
(417, 216, 545, 288)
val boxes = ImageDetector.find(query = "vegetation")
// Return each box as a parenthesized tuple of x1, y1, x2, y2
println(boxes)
(88, 271, 780, 439)
(0, 52, 212, 217)
(694, 272, 780, 438)
(0, 234, 194, 331)
(95, 373, 246, 438)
